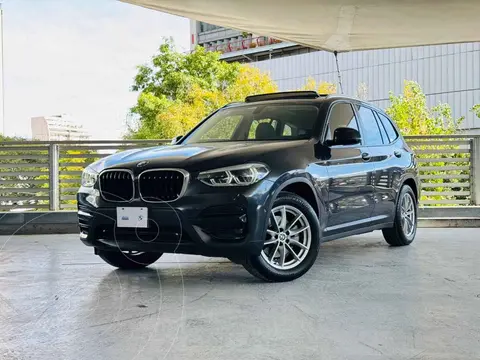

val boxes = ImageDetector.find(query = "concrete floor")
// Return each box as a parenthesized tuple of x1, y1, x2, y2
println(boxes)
(0, 229, 479, 360)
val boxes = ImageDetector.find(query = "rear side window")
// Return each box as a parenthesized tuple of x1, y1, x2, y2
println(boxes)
(375, 114, 389, 144)
(357, 106, 383, 146)
(377, 113, 399, 143)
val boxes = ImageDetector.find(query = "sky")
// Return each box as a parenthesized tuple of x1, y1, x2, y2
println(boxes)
(2, 0, 190, 139)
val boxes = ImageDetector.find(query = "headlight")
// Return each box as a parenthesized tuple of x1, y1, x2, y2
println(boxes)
(198, 163, 269, 187)
(81, 166, 98, 187)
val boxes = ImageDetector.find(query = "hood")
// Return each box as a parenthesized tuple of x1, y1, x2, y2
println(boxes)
(96, 140, 312, 172)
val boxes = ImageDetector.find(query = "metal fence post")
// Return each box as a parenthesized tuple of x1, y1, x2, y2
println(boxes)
(471, 136, 480, 205)
(48, 143, 60, 211)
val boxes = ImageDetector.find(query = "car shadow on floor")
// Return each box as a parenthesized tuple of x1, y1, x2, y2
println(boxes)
(95, 235, 412, 286)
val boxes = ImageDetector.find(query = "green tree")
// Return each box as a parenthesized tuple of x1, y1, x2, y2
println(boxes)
(301, 78, 337, 94)
(387, 81, 467, 205)
(471, 104, 480, 119)
(131, 39, 239, 101)
(386, 80, 463, 135)
(127, 40, 277, 139)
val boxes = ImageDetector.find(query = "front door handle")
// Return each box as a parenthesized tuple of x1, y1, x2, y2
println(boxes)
(361, 152, 371, 161)
(394, 150, 402, 158)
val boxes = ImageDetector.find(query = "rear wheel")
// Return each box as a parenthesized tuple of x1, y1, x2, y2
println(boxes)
(242, 192, 320, 282)
(97, 249, 163, 269)
(382, 184, 417, 246)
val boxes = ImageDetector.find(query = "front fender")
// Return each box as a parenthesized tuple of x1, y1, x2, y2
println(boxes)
(260, 171, 328, 239)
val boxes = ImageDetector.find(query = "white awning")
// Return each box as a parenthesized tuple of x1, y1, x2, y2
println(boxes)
(120, 0, 480, 52)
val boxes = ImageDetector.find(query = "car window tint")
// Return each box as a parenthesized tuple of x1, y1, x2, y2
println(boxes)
(325, 103, 359, 143)
(374, 112, 389, 144)
(185, 104, 319, 143)
(283, 124, 292, 136)
(358, 106, 383, 146)
(199, 115, 243, 141)
(378, 113, 399, 143)
(248, 118, 277, 139)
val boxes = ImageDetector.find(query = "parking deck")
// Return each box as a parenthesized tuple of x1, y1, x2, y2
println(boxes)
(1, 229, 479, 359)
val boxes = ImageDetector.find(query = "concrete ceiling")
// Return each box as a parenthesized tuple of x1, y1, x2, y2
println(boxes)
(120, 0, 480, 53)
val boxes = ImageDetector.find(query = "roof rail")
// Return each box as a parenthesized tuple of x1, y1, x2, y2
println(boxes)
(245, 91, 324, 103)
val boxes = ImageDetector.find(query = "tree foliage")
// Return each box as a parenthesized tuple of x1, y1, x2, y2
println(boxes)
(127, 41, 277, 140)
(301, 78, 337, 94)
(386, 81, 463, 135)
(386, 81, 468, 205)
(131, 39, 239, 101)
(472, 104, 480, 119)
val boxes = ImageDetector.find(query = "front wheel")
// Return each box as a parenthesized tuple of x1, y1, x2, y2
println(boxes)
(97, 249, 163, 269)
(382, 184, 417, 246)
(242, 192, 321, 282)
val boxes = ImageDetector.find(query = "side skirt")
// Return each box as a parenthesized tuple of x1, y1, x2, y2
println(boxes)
(321, 222, 393, 243)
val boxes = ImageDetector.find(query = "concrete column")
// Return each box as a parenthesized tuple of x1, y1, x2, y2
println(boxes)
(48, 144, 60, 211)
(471, 137, 480, 205)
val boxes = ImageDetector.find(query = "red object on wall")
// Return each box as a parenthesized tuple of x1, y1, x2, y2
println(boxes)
(191, 34, 195, 44)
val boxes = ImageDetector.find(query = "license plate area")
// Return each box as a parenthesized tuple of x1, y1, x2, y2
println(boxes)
(116, 207, 148, 228)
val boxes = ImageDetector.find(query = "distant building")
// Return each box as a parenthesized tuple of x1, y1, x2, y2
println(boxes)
(31, 114, 90, 141)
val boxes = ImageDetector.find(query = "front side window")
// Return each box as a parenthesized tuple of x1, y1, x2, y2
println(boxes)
(184, 104, 320, 144)
(324, 103, 359, 144)
(357, 106, 383, 146)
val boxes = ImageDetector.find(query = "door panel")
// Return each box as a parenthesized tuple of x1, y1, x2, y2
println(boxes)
(320, 102, 376, 235)
(368, 112, 407, 221)
(367, 145, 401, 221)
(355, 105, 399, 224)
(325, 146, 376, 232)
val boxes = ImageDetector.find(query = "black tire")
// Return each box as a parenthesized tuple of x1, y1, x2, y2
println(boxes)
(227, 257, 244, 265)
(242, 191, 321, 282)
(97, 249, 163, 269)
(382, 184, 417, 246)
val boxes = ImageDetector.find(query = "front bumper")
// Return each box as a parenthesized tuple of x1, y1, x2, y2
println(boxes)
(77, 180, 273, 257)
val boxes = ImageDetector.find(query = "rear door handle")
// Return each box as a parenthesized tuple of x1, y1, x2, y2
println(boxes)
(394, 150, 402, 158)
(361, 152, 371, 161)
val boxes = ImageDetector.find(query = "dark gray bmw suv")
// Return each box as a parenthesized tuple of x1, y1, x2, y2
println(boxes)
(78, 91, 419, 282)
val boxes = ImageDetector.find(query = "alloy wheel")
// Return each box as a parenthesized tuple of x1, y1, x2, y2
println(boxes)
(261, 205, 312, 270)
(400, 192, 416, 237)
(122, 251, 145, 256)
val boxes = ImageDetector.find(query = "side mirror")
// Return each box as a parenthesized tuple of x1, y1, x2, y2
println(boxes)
(332, 127, 361, 146)
(171, 135, 183, 145)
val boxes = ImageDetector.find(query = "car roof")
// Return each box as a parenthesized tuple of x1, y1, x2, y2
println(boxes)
(223, 92, 384, 114)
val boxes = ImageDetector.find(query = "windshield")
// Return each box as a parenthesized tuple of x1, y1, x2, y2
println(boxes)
(183, 103, 320, 144)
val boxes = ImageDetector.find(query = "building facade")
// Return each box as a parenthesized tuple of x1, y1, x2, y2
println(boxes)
(31, 114, 90, 141)
(253, 43, 480, 133)
(189, 20, 313, 62)
(191, 21, 480, 132)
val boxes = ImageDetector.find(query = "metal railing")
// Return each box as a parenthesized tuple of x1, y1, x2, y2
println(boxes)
(0, 140, 169, 211)
(1, 135, 479, 212)
(407, 135, 478, 205)
(201, 35, 283, 54)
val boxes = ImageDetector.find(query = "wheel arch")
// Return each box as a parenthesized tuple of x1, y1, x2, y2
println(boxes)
(269, 175, 324, 217)
(400, 176, 419, 204)
(280, 181, 320, 217)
